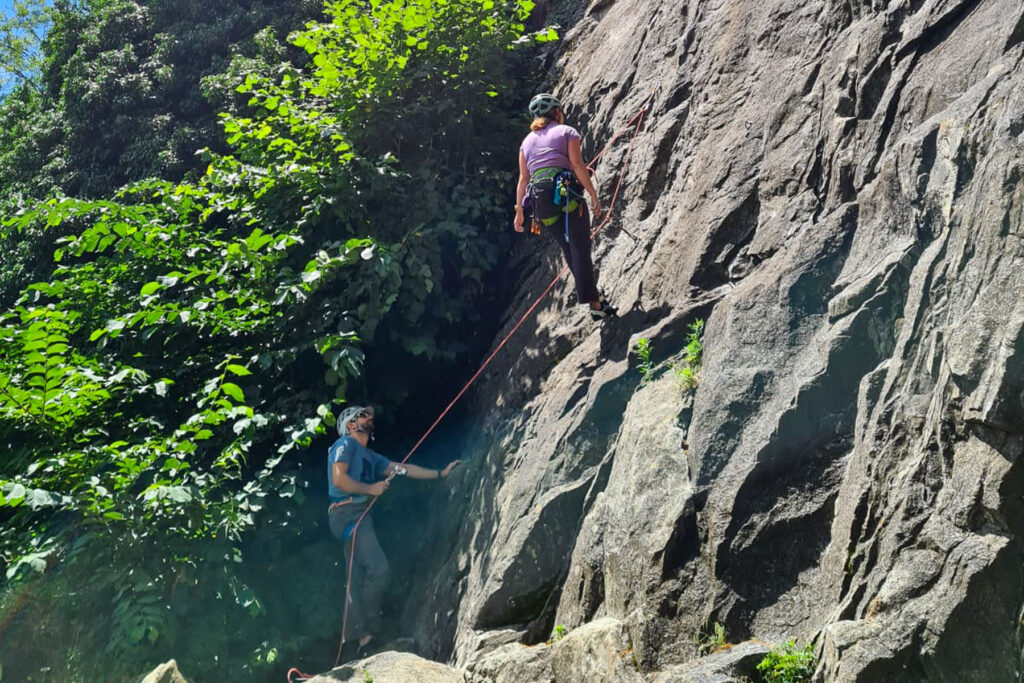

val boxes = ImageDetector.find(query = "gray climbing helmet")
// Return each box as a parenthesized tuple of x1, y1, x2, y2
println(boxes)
(336, 405, 374, 436)
(529, 93, 562, 118)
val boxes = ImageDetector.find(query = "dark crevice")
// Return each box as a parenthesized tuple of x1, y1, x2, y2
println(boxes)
(952, 137, 977, 200)
(586, 0, 616, 21)
(560, 363, 597, 418)
(640, 115, 687, 220)
(664, 80, 691, 111)
(801, 62, 822, 96)
(807, 138, 826, 221)
(839, 491, 871, 601)
(895, 0, 982, 62)
(918, 125, 939, 177)
(863, 56, 916, 187)
(658, 497, 700, 581)
(1005, 9, 1024, 52)
(690, 187, 762, 289)
(835, 158, 857, 204)
(857, 57, 893, 120)
(837, 579, 868, 622)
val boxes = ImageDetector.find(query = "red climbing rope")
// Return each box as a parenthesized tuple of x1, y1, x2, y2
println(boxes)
(286, 92, 655, 680)
(587, 95, 650, 240)
(286, 667, 314, 683)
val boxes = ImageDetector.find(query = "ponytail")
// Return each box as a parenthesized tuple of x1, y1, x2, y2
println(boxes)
(530, 108, 562, 131)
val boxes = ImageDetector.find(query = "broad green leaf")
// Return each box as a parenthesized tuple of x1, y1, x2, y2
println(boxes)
(221, 383, 245, 402)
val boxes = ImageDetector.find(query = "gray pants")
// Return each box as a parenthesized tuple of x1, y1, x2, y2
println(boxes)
(329, 502, 390, 640)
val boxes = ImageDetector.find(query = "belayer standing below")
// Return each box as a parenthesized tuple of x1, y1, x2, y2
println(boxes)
(514, 93, 616, 320)
(327, 405, 461, 653)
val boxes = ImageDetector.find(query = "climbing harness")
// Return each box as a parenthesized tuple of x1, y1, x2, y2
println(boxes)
(286, 91, 653, 683)
(526, 167, 584, 242)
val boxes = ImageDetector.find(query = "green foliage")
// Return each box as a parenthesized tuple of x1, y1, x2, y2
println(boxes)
(550, 623, 568, 643)
(693, 620, 727, 656)
(210, 0, 538, 369)
(0, 0, 552, 679)
(0, 305, 114, 432)
(0, 0, 323, 202)
(673, 318, 705, 391)
(0, 0, 549, 679)
(0, 0, 50, 93)
(634, 337, 653, 384)
(0, 170, 379, 678)
(756, 640, 816, 683)
(0, 0, 327, 328)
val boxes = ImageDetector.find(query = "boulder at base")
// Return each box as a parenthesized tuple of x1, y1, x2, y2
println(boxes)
(651, 642, 770, 682)
(138, 659, 189, 683)
(309, 651, 466, 682)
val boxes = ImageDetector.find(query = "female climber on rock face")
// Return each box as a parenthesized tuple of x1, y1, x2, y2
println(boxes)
(513, 93, 616, 320)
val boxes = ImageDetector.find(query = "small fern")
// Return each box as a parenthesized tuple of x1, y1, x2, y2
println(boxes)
(673, 319, 705, 391)
(756, 640, 815, 683)
(693, 620, 728, 655)
(635, 338, 653, 385)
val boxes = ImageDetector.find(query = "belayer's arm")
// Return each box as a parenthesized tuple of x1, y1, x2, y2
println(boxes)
(402, 461, 462, 480)
(333, 461, 387, 496)
(568, 138, 603, 217)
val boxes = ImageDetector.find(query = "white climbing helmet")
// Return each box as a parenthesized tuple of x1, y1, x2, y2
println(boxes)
(336, 405, 374, 436)
(529, 93, 562, 118)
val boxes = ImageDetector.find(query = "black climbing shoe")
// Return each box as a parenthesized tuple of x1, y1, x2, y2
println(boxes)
(590, 300, 617, 321)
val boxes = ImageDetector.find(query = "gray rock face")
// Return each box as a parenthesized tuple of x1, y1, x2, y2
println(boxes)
(395, 0, 1024, 681)
(550, 617, 645, 682)
(465, 637, 555, 683)
(651, 641, 770, 682)
(308, 651, 465, 682)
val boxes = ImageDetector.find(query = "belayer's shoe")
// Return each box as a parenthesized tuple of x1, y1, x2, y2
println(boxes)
(590, 300, 617, 321)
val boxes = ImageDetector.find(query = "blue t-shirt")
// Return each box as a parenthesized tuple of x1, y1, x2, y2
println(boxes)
(327, 436, 391, 503)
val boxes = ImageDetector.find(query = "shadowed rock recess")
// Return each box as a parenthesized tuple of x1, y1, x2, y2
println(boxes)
(387, 0, 1024, 680)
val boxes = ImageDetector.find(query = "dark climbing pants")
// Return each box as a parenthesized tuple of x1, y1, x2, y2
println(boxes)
(329, 502, 390, 640)
(543, 203, 600, 304)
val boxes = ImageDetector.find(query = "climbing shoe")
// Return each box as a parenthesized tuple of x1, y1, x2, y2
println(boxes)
(590, 300, 617, 321)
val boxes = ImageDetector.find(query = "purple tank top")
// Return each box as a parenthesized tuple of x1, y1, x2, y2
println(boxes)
(520, 124, 582, 175)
